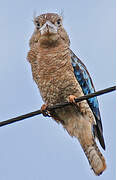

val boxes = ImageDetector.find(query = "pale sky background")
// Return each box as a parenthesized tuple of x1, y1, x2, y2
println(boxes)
(0, 0, 116, 180)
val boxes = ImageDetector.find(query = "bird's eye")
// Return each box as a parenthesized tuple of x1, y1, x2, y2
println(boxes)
(35, 21, 40, 29)
(56, 19, 61, 26)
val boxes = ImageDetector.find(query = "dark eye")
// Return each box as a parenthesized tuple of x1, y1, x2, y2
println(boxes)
(35, 21, 40, 29)
(57, 19, 61, 26)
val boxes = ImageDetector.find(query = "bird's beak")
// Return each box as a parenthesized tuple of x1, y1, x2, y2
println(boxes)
(39, 21, 57, 35)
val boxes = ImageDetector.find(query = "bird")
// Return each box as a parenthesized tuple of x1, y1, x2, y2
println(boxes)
(27, 13, 106, 175)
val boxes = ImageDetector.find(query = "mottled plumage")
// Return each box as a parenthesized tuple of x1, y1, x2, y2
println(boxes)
(27, 13, 106, 175)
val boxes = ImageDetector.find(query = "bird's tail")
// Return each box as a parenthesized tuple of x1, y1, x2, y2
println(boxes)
(64, 113, 106, 175)
(82, 140, 106, 175)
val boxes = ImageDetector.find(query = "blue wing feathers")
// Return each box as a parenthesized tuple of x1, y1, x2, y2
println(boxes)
(70, 50, 105, 150)
(71, 50, 100, 120)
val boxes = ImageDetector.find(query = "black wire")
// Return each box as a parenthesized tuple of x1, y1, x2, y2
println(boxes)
(0, 85, 116, 127)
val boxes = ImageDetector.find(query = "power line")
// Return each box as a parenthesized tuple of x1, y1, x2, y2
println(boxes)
(0, 85, 116, 127)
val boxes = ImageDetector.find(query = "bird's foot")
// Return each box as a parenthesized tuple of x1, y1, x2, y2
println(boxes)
(68, 95, 79, 109)
(41, 104, 51, 117)
(68, 95, 87, 114)
(68, 95, 77, 104)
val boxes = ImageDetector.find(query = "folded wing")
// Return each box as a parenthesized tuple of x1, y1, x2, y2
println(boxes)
(70, 49, 105, 150)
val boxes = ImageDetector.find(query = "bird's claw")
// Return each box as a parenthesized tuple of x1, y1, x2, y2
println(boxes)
(68, 95, 79, 110)
(68, 95, 77, 104)
(41, 104, 51, 117)
(68, 95, 86, 114)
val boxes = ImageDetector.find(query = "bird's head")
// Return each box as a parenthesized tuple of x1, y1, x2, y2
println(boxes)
(31, 13, 70, 47)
